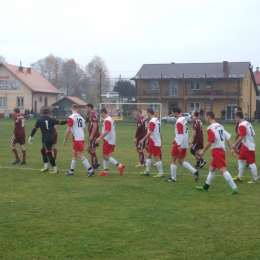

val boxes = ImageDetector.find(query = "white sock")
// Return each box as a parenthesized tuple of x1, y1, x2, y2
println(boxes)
(146, 159, 151, 172)
(238, 160, 244, 178)
(223, 171, 237, 190)
(53, 166, 58, 171)
(71, 159, 77, 170)
(206, 172, 215, 185)
(182, 161, 196, 174)
(156, 161, 163, 175)
(44, 163, 48, 168)
(249, 163, 258, 180)
(109, 157, 118, 165)
(82, 157, 91, 169)
(103, 160, 109, 170)
(171, 164, 177, 180)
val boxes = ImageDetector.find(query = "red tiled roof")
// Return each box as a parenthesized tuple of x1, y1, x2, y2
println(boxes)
(1, 63, 62, 94)
(254, 71, 260, 85)
(52, 96, 87, 106)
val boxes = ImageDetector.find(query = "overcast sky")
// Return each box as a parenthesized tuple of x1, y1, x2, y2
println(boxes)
(1, 0, 260, 79)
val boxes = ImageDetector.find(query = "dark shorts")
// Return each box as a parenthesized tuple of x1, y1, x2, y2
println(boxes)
(192, 142, 204, 150)
(88, 132, 100, 148)
(136, 139, 146, 150)
(13, 136, 25, 145)
(42, 140, 54, 153)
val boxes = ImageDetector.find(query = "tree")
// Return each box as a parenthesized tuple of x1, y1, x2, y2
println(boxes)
(85, 55, 110, 107)
(113, 80, 135, 101)
(0, 55, 7, 63)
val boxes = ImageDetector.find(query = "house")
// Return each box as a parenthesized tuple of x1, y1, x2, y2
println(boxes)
(0, 62, 62, 118)
(51, 96, 87, 117)
(254, 67, 260, 101)
(131, 61, 258, 120)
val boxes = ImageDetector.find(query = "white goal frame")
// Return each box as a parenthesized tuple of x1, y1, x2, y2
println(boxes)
(99, 102, 163, 124)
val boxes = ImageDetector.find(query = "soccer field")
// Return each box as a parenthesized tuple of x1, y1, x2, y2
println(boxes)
(0, 118, 260, 259)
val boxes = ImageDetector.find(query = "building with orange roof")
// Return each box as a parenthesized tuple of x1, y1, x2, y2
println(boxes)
(0, 62, 62, 118)
(254, 66, 260, 101)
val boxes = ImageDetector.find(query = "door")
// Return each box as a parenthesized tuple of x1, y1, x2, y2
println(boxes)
(168, 101, 178, 115)
(226, 104, 237, 120)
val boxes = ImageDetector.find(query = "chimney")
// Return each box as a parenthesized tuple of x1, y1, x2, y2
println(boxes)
(223, 61, 228, 72)
(257, 67, 259, 72)
(27, 68, 31, 74)
(171, 62, 175, 64)
(19, 61, 23, 73)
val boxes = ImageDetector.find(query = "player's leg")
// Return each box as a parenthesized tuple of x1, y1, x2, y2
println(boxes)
(141, 146, 152, 176)
(245, 151, 259, 184)
(40, 146, 49, 172)
(10, 141, 20, 164)
(219, 166, 238, 194)
(65, 149, 77, 175)
(135, 140, 145, 167)
(153, 147, 164, 178)
(166, 143, 178, 182)
(196, 165, 216, 192)
(20, 143, 26, 164)
(190, 145, 199, 168)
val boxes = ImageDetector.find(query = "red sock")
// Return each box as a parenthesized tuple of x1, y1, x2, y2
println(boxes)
(139, 151, 144, 165)
(22, 150, 26, 161)
(91, 153, 98, 168)
(12, 149, 19, 160)
(53, 149, 57, 160)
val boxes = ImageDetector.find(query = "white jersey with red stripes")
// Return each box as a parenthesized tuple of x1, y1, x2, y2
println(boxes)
(175, 116, 188, 148)
(238, 120, 255, 151)
(103, 116, 116, 145)
(207, 123, 231, 150)
(148, 117, 161, 147)
(68, 113, 85, 141)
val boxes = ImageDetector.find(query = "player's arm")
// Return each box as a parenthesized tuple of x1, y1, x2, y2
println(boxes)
(199, 129, 214, 156)
(226, 139, 235, 156)
(139, 130, 152, 144)
(175, 122, 184, 150)
(189, 129, 196, 144)
(63, 126, 71, 145)
(89, 121, 97, 140)
(95, 120, 110, 143)
(232, 125, 245, 149)
(55, 119, 68, 125)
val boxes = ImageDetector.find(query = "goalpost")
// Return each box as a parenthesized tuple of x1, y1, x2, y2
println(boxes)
(98, 103, 163, 124)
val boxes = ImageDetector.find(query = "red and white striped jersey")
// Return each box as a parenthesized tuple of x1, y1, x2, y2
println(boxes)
(175, 116, 188, 148)
(238, 120, 255, 151)
(148, 117, 161, 147)
(103, 116, 116, 145)
(68, 113, 85, 141)
(207, 123, 231, 150)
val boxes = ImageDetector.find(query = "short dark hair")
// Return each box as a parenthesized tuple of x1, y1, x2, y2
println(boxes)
(205, 111, 215, 119)
(235, 106, 242, 112)
(42, 107, 51, 115)
(14, 107, 20, 113)
(235, 111, 244, 119)
(147, 108, 154, 115)
(135, 108, 142, 113)
(86, 103, 93, 109)
(100, 107, 108, 114)
(193, 110, 199, 117)
(172, 106, 181, 114)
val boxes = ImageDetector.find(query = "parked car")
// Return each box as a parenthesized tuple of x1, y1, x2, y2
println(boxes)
(161, 112, 192, 124)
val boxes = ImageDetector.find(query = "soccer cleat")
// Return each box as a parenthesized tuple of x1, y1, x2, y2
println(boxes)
(140, 171, 149, 176)
(40, 167, 49, 172)
(247, 179, 259, 184)
(194, 171, 199, 182)
(200, 161, 207, 169)
(135, 163, 145, 167)
(165, 177, 177, 182)
(20, 161, 26, 165)
(153, 174, 164, 178)
(153, 163, 157, 166)
(49, 170, 59, 174)
(196, 186, 207, 192)
(230, 188, 239, 195)
(12, 159, 21, 164)
(96, 162, 101, 168)
(118, 164, 125, 175)
(65, 171, 74, 176)
(87, 169, 95, 177)
(98, 171, 109, 176)
(233, 177, 243, 182)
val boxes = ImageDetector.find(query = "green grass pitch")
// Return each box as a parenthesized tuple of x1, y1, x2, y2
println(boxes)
(0, 118, 260, 259)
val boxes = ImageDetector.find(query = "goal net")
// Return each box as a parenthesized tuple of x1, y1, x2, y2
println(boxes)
(98, 103, 163, 124)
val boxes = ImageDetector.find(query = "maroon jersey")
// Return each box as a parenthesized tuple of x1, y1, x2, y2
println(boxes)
(192, 117, 203, 143)
(86, 111, 100, 135)
(135, 116, 147, 140)
(14, 114, 25, 137)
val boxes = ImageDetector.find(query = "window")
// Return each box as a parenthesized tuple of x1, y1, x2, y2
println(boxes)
(190, 102, 200, 111)
(206, 81, 212, 89)
(150, 103, 159, 112)
(206, 102, 211, 109)
(149, 80, 159, 90)
(169, 81, 178, 96)
(190, 81, 200, 90)
(17, 97, 24, 108)
(0, 97, 6, 108)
